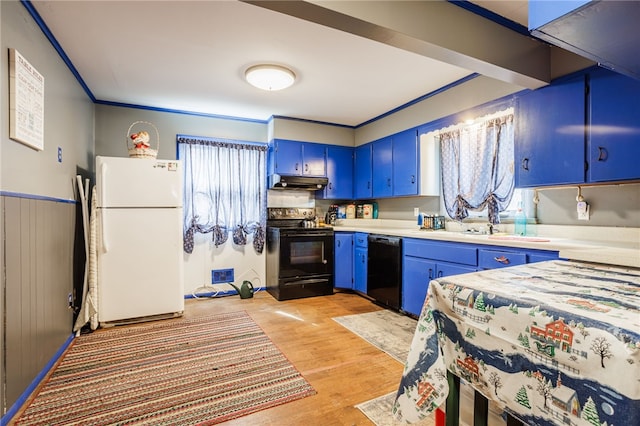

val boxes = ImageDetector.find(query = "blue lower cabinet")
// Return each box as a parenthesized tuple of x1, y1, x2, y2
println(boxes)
(402, 255, 477, 317)
(402, 256, 435, 317)
(334, 233, 354, 289)
(354, 233, 368, 293)
(354, 247, 367, 293)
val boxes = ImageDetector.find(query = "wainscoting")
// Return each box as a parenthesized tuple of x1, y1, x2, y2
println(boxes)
(1, 194, 75, 413)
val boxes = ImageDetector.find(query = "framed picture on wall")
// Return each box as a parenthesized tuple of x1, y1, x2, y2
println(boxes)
(9, 48, 44, 151)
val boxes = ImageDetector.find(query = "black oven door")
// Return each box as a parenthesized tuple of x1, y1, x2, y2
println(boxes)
(278, 231, 334, 278)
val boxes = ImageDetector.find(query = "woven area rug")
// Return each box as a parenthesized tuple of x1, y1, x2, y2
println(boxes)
(332, 309, 417, 363)
(356, 392, 435, 426)
(14, 311, 315, 425)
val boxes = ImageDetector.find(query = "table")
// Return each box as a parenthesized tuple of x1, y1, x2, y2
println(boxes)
(393, 260, 640, 426)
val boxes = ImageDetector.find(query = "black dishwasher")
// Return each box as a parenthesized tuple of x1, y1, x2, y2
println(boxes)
(367, 234, 402, 310)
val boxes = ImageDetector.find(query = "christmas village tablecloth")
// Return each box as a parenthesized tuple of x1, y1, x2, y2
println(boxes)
(393, 260, 640, 426)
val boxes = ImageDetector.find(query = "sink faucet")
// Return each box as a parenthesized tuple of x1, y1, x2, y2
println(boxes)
(487, 223, 494, 235)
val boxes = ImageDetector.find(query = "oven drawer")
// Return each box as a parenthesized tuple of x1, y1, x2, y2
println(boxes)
(270, 276, 334, 301)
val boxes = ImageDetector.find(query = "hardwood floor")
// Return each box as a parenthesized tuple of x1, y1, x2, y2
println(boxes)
(184, 290, 406, 425)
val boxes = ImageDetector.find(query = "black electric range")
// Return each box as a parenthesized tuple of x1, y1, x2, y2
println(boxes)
(266, 208, 334, 301)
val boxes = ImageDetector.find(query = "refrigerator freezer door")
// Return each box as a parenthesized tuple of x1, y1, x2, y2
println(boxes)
(96, 156, 182, 208)
(97, 207, 184, 323)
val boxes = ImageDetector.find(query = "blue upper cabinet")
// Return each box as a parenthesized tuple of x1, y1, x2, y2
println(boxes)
(354, 144, 372, 200)
(588, 69, 640, 182)
(270, 139, 326, 177)
(365, 129, 419, 198)
(271, 139, 301, 175)
(392, 128, 419, 196)
(318, 145, 353, 200)
(516, 74, 586, 188)
(372, 137, 393, 198)
(529, 0, 640, 81)
(301, 142, 327, 176)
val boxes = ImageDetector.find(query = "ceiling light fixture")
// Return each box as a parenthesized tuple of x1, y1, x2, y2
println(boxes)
(245, 64, 296, 91)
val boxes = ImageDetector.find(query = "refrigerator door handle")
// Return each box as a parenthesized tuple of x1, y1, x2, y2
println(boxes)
(100, 161, 107, 207)
(101, 208, 109, 253)
(100, 162, 109, 252)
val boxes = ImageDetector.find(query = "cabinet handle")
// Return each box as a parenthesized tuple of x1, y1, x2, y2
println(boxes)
(494, 256, 510, 265)
(367, 181, 371, 189)
(597, 147, 608, 161)
(428, 268, 434, 280)
(437, 271, 443, 278)
(411, 175, 415, 184)
(295, 162, 299, 171)
(328, 182, 333, 190)
(521, 158, 529, 171)
(337, 240, 341, 247)
(387, 178, 391, 187)
(305, 163, 309, 171)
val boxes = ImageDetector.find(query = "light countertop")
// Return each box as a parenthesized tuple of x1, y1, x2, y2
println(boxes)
(330, 219, 640, 268)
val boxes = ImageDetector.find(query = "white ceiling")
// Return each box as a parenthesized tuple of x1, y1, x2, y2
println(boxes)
(31, 1, 530, 127)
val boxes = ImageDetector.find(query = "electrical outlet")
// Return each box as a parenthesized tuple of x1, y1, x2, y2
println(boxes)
(414, 207, 420, 217)
(212, 268, 234, 284)
(577, 201, 590, 221)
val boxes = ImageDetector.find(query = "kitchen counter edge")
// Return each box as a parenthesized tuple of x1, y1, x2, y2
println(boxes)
(332, 226, 640, 269)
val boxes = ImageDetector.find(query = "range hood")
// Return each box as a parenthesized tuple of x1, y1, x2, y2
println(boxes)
(268, 174, 328, 190)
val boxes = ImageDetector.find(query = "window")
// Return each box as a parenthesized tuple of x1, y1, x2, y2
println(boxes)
(440, 108, 516, 224)
(177, 135, 267, 254)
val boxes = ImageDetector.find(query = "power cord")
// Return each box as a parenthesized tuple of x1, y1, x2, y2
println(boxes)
(191, 283, 220, 299)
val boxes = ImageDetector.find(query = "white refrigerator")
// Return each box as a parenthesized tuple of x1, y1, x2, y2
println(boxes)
(95, 156, 184, 325)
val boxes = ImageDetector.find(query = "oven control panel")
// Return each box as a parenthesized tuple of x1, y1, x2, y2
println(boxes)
(268, 207, 315, 220)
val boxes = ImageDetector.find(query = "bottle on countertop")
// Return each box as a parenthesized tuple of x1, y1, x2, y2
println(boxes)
(514, 202, 527, 236)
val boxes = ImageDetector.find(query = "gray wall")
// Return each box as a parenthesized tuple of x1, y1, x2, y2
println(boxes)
(534, 183, 640, 227)
(95, 104, 266, 160)
(2, 197, 76, 410)
(1, 0, 94, 416)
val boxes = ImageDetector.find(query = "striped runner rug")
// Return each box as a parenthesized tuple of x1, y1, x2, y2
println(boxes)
(14, 311, 315, 425)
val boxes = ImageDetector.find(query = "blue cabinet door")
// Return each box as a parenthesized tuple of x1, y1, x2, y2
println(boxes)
(588, 69, 640, 182)
(402, 256, 436, 317)
(273, 139, 302, 175)
(372, 137, 393, 197)
(334, 233, 354, 289)
(354, 246, 368, 293)
(271, 140, 326, 176)
(435, 263, 477, 278)
(302, 142, 326, 176)
(354, 144, 372, 199)
(516, 74, 586, 187)
(319, 145, 353, 199)
(392, 129, 419, 196)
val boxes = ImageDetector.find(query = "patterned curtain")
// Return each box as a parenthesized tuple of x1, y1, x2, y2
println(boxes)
(177, 136, 267, 254)
(440, 108, 515, 224)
